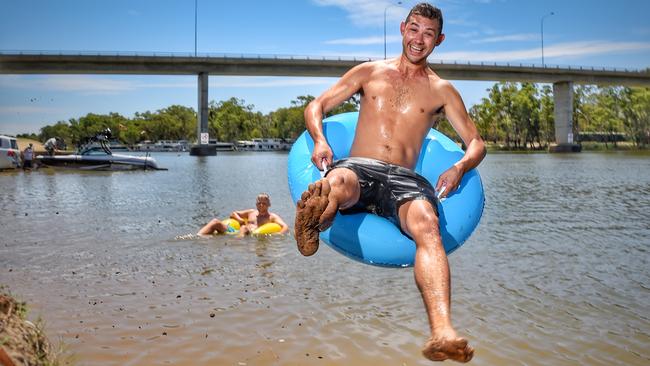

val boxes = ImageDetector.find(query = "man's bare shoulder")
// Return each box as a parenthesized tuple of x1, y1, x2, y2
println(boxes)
(426, 69, 448, 86)
(349, 60, 389, 77)
(363, 59, 392, 69)
(338, 60, 393, 90)
(427, 74, 460, 98)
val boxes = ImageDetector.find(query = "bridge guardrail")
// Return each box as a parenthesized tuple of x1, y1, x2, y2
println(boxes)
(0, 50, 647, 74)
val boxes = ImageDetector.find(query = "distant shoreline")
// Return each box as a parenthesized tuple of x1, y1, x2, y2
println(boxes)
(485, 141, 648, 153)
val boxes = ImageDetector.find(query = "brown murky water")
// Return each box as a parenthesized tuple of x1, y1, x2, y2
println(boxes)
(1, 151, 649, 365)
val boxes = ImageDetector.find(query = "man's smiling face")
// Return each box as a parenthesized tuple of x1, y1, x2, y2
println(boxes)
(400, 14, 444, 64)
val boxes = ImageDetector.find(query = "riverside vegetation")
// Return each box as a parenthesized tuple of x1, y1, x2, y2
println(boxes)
(0, 287, 69, 366)
(16, 84, 650, 151)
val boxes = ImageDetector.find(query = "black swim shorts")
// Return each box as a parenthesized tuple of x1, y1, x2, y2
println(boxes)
(325, 157, 438, 226)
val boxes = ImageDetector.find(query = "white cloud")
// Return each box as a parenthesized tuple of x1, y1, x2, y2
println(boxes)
(0, 75, 334, 94)
(0, 75, 135, 94)
(435, 41, 650, 63)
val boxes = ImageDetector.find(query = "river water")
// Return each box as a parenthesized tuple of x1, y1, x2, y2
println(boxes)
(1, 151, 649, 365)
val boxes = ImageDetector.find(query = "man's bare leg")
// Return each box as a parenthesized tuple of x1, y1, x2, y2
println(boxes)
(399, 200, 474, 363)
(294, 168, 360, 256)
(197, 219, 228, 236)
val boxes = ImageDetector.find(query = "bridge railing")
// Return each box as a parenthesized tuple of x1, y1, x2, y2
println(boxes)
(0, 50, 647, 74)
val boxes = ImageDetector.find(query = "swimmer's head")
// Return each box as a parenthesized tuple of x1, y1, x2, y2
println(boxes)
(405, 3, 443, 37)
(256, 193, 271, 210)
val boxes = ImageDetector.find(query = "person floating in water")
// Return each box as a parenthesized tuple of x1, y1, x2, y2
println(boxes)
(293, 3, 485, 363)
(198, 193, 289, 237)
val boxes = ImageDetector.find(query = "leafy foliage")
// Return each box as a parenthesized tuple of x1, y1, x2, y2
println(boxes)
(469, 83, 649, 149)
(28, 86, 649, 150)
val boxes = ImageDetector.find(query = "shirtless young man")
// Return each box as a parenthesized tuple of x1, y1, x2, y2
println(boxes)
(198, 194, 289, 236)
(294, 3, 485, 363)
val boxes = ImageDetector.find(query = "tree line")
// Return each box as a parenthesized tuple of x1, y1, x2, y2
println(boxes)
(469, 83, 650, 149)
(20, 85, 649, 150)
(20, 96, 358, 148)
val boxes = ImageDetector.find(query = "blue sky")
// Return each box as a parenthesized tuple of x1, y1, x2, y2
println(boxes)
(1, 0, 649, 136)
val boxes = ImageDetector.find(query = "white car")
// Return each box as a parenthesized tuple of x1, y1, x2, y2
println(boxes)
(0, 135, 21, 170)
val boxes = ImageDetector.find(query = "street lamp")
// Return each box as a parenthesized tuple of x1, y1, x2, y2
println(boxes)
(384, 1, 402, 60)
(194, 0, 198, 56)
(540, 11, 554, 66)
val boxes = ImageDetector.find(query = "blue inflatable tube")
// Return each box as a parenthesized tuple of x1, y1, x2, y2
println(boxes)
(287, 112, 484, 267)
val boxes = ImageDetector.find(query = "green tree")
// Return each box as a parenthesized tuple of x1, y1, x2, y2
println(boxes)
(620, 87, 650, 148)
(592, 87, 625, 148)
(327, 94, 360, 117)
(209, 97, 260, 142)
(512, 82, 541, 149)
(40, 121, 72, 146)
(158, 105, 196, 141)
(539, 85, 555, 146)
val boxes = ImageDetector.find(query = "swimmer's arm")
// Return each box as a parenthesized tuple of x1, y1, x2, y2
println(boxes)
(271, 213, 290, 234)
(230, 209, 254, 225)
(305, 62, 370, 168)
(435, 81, 486, 195)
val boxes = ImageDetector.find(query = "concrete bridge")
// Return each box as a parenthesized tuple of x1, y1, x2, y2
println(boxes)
(2, 52, 649, 154)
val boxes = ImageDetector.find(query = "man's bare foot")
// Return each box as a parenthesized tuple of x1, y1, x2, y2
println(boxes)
(294, 179, 333, 256)
(422, 334, 474, 363)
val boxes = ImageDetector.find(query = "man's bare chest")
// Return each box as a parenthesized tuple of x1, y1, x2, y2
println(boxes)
(364, 77, 437, 113)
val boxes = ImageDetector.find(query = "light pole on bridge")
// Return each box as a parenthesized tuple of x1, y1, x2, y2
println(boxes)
(194, 0, 198, 56)
(384, 1, 402, 60)
(541, 11, 554, 66)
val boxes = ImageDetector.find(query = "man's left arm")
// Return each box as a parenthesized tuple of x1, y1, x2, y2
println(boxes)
(435, 81, 487, 197)
(271, 214, 290, 234)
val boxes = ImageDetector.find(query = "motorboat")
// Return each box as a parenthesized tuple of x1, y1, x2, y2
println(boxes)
(37, 130, 164, 171)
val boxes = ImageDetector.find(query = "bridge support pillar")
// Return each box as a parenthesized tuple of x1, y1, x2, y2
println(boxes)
(549, 81, 581, 153)
(190, 72, 216, 156)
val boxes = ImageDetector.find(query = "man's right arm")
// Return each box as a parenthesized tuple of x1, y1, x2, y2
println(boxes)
(304, 62, 371, 169)
(230, 209, 253, 224)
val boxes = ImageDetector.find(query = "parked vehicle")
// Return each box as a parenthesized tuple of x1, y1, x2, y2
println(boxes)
(0, 135, 21, 170)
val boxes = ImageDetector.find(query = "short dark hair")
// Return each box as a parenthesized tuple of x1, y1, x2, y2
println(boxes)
(406, 3, 443, 35)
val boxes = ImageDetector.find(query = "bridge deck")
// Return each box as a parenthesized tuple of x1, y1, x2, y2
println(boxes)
(1, 53, 649, 86)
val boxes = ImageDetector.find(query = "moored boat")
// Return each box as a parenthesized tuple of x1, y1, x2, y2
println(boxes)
(37, 129, 164, 171)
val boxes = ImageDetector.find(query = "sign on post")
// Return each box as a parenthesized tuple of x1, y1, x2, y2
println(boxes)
(200, 133, 209, 145)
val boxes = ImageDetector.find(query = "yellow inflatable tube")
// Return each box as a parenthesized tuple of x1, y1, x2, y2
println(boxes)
(252, 222, 283, 235)
(221, 219, 282, 235)
(221, 218, 240, 234)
